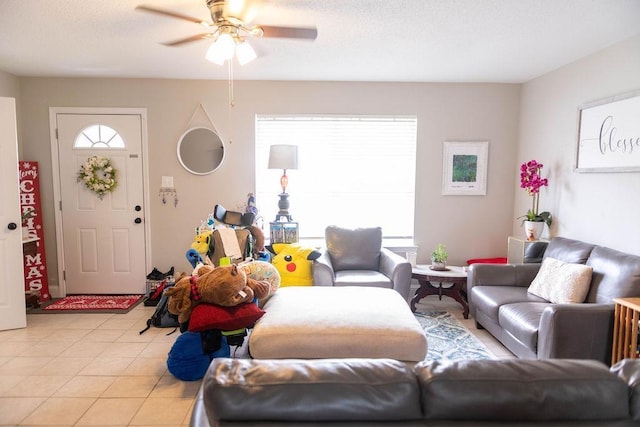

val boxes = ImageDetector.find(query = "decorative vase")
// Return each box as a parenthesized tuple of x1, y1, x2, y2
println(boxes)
(523, 221, 544, 241)
(430, 260, 447, 271)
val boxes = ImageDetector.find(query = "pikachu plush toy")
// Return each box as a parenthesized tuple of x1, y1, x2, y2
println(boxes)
(267, 243, 321, 287)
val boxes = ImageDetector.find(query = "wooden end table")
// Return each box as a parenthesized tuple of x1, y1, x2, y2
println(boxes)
(611, 297, 640, 365)
(410, 265, 469, 318)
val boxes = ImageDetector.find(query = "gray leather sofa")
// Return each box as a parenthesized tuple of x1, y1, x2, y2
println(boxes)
(191, 357, 640, 426)
(312, 226, 412, 300)
(468, 236, 640, 363)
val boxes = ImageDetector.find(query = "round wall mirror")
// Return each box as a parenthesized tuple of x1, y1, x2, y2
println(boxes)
(177, 127, 225, 175)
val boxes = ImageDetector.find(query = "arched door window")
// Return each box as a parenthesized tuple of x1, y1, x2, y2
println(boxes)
(74, 124, 125, 148)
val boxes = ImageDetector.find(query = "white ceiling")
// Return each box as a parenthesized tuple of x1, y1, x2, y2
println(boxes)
(1, 0, 639, 83)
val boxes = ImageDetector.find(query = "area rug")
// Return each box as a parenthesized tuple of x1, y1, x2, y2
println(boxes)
(40, 295, 144, 313)
(415, 311, 494, 362)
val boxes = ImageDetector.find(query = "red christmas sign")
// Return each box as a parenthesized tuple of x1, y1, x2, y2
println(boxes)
(19, 161, 50, 301)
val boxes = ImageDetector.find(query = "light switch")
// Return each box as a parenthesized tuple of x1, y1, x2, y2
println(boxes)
(161, 176, 174, 188)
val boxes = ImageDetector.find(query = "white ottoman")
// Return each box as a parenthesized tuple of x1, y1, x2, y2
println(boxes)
(249, 286, 428, 362)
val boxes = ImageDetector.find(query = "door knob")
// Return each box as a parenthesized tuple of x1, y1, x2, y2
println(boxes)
(135, 205, 142, 211)
(7, 222, 17, 230)
(134, 218, 142, 224)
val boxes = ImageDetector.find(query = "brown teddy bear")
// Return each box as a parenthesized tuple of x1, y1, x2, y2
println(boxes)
(165, 264, 271, 324)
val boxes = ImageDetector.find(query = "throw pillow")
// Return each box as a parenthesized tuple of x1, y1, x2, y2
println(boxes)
(267, 244, 320, 287)
(528, 257, 593, 303)
(188, 302, 265, 332)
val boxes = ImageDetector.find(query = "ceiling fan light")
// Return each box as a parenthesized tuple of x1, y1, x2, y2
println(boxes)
(205, 33, 235, 65)
(217, 33, 236, 60)
(205, 41, 226, 65)
(236, 40, 256, 65)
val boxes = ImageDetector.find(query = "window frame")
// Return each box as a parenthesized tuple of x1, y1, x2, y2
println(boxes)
(255, 114, 417, 241)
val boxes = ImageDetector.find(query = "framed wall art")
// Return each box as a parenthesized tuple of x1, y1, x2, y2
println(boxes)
(442, 141, 488, 196)
(576, 90, 640, 172)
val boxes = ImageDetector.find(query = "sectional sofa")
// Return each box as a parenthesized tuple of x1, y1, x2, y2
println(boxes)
(468, 236, 640, 363)
(191, 357, 640, 426)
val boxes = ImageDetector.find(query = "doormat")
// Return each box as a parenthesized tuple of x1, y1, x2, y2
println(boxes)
(40, 295, 144, 313)
(414, 311, 495, 363)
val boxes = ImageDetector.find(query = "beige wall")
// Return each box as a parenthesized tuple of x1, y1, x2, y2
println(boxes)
(0, 70, 22, 155)
(0, 70, 19, 97)
(6, 34, 640, 296)
(17, 78, 520, 294)
(5, 37, 640, 296)
(517, 34, 640, 255)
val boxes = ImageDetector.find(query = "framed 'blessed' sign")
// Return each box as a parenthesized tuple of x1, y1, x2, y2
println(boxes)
(576, 91, 640, 172)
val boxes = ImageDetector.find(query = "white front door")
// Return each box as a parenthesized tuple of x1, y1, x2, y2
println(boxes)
(0, 97, 27, 330)
(54, 112, 148, 294)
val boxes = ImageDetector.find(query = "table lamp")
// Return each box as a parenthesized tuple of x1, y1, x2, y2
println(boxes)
(268, 144, 298, 221)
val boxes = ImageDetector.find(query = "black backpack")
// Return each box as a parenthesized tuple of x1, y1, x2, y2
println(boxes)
(139, 289, 179, 334)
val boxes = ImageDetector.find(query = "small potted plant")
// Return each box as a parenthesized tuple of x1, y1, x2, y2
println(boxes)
(431, 243, 448, 271)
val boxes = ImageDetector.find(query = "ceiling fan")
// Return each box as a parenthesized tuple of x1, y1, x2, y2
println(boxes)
(136, 0, 317, 65)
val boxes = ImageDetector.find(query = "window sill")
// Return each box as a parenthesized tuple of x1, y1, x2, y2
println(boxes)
(272, 237, 416, 254)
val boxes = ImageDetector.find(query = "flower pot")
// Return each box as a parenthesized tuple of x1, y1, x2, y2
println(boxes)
(430, 260, 447, 271)
(524, 221, 544, 241)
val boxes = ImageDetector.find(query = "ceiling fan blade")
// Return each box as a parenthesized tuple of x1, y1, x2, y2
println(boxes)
(163, 33, 213, 47)
(136, 5, 206, 25)
(259, 25, 317, 40)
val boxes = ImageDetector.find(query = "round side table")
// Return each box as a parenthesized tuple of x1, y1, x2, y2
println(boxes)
(410, 265, 469, 318)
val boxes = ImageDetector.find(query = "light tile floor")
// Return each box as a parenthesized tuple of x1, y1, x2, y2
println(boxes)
(0, 291, 514, 426)
(0, 304, 198, 427)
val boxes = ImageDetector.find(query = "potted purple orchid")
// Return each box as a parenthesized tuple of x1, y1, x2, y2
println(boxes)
(518, 160, 551, 240)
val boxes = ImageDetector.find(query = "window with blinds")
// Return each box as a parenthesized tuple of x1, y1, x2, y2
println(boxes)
(255, 115, 417, 240)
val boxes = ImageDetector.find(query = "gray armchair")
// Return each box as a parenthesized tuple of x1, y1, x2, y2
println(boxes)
(312, 226, 412, 301)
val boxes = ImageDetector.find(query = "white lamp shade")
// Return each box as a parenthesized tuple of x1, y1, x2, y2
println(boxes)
(217, 33, 235, 60)
(236, 40, 257, 65)
(205, 33, 235, 64)
(268, 144, 298, 170)
(205, 42, 226, 65)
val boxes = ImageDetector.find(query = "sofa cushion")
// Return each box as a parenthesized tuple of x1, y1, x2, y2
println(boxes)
(325, 226, 382, 271)
(523, 240, 549, 263)
(498, 302, 551, 351)
(528, 257, 593, 303)
(543, 236, 595, 264)
(586, 245, 640, 304)
(471, 285, 546, 322)
(203, 358, 423, 422)
(417, 359, 630, 421)
(334, 270, 392, 288)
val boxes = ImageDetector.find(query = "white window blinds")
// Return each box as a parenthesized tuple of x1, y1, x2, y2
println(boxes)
(255, 115, 417, 239)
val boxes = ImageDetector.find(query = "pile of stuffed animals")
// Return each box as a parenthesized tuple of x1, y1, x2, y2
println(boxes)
(165, 260, 279, 381)
(166, 263, 274, 324)
(164, 202, 322, 381)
